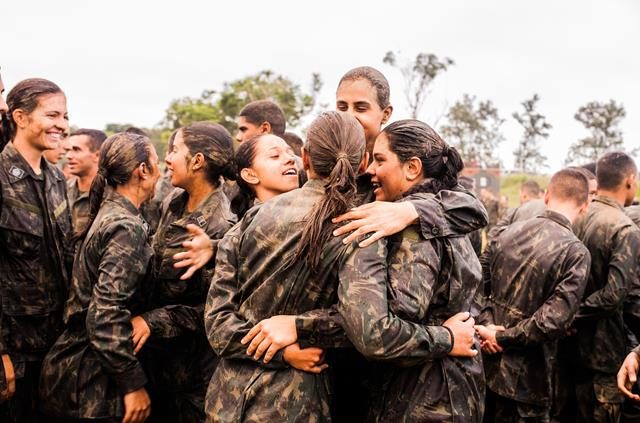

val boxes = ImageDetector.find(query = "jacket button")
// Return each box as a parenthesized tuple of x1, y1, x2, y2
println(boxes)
(431, 227, 440, 235)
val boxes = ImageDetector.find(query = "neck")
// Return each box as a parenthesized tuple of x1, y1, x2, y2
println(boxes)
(597, 189, 628, 207)
(546, 201, 580, 225)
(12, 135, 44, 173)
(115, 181, 145, 209)
(185, 179, 215, 213)
(77, 169, 97, 192)
(255, 185, 282, 203)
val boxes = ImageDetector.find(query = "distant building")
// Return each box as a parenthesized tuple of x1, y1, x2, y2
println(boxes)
(461, 167, 500, 195)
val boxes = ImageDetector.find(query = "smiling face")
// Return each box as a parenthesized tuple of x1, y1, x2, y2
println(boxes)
(19, 92, 69, 152)
(366, 132, 416, 202)
(242, 134, 299, 201)
(336, 78, 392, 154)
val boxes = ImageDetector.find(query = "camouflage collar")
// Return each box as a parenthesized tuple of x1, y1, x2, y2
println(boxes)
(167, 188, 228, 228)
(301, 178, 326, 193)
(104, 188, 143, 218)
(1, 142, 63, 184)
(541, 209, 572, 231)
(593, 194, 625, 212)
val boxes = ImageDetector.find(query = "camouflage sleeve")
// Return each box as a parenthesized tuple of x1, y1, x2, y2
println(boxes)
(487, 207, 516, 240)
(576, 227, 640, 321)
(86, 220, 150, 395)
(476, 238, 498, 325)
(496, 243, 591, 348)
(295, 307, 352, 349)
(337, 239, 452, 365)
(407, 188, 488, 240)
(143, 303, 204, 339)
(204, 230, 287, 369)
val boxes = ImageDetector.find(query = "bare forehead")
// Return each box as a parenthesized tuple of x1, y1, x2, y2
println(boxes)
(257, 134, 289, 151)
(336, 78, 378, 104)
(69, 134, 92, 148)
(36, 92, 67, 111)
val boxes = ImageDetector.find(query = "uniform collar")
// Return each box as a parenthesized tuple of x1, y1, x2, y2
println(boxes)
(104, 188, 142, 217)
(540, 209, 573, 231)
(593, 194, 625, 212)
(2, 142, 63, 183)
(301, 178, 326, 193)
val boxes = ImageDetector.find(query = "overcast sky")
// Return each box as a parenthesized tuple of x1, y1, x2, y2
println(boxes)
(2, 0, 639, 172)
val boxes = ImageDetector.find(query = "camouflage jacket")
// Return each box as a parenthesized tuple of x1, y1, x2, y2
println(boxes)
(39, 189, 152, 419)
(479, 210, 590, 406)
(141, 188, 234, 395)
(488, 198, 546, 240)
(205, 179, 356, 422)
(335, 194, 485, 422)
(625, 205, 640, 345)
(357, 173, 488, 240)
(0, 143, 72, 374)
(67, 178, 90, 235)
(573, 196, 640, 376)
(627, 205, 640, 227)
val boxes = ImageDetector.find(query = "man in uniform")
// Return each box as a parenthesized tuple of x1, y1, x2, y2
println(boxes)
(572, 152, 640, 422)
(476, 168, 592, 422)
(65, 128, 106, 233)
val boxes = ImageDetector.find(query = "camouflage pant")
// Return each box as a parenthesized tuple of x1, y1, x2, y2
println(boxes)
(575, 371, 623, 423)
(0, 360, 43, 423)
(485, 389, 550, 423)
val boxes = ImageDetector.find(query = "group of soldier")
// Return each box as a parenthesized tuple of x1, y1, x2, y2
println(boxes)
(0, 66, 639, 423)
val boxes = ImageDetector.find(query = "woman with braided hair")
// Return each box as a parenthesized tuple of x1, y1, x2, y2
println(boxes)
(40, 132, 160, 423)
(129, 122, 237, 423)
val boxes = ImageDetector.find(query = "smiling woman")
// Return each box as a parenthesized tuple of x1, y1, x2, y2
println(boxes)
(0, 78, 73, 423)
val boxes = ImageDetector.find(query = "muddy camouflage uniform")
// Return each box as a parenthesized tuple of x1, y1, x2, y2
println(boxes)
(0, 143, 72, 422)
(39, 189, 152, 419)
(67, 178, 90, 235)
(142, 188, 234, 423)
(479, 210, 590, 422)
(205, 180, 357, 422)
(334, 194, 484, 423)
(571, 196, 640, 422)
(488, 198, 546, 240)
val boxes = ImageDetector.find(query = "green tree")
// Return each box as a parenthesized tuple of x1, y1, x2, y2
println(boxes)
(512, 94, 551, 173)
(161, 70, 322, 134)
(440, 94, 504, 168)
(383, 51, 454, 119)
(566, 99, 626, 164)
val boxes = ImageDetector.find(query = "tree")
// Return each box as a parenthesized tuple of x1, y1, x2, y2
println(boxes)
(440, 94, 504, 168)
(161, 90, 222, 130)
(512, 94, 551, 173)
(161, 70, 322, 134)
(565, 99, 626, 164)
(383, 51, 454, 119)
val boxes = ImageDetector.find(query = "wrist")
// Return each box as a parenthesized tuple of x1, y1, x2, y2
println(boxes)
(403, 202, 419, 225)
(443, 325, 455, 354)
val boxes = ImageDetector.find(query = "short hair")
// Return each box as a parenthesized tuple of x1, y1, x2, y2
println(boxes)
(580, 162, 597, 176)
(338, 66, 391, 109)
(70, 128, 107, 152)
(281, 131, 303, 156)
(521, 180, 541, 197)
(596, 152, 637, 190)
(124, 126, 149, 137)
(569, 165, 595, 181)
(548, 168, 589, 206)
(239, 100, 286, 136)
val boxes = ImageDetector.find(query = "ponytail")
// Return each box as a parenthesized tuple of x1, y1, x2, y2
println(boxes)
(293, 154, 358, 269)
(72, 132, 154, 243)
(283, 111, 365, 271)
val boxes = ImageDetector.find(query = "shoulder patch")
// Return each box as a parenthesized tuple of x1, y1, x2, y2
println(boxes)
(9, 166, 25, 179)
